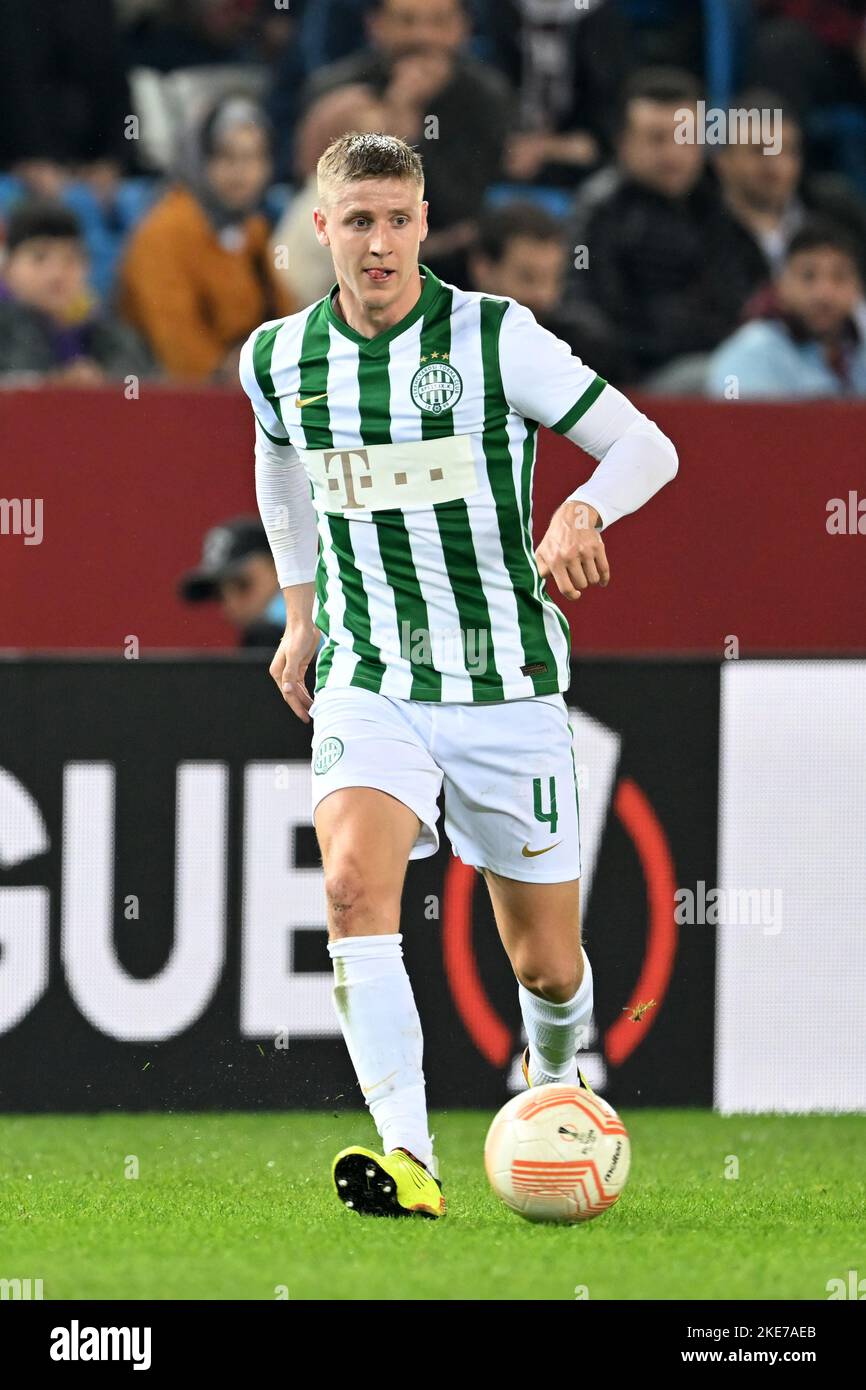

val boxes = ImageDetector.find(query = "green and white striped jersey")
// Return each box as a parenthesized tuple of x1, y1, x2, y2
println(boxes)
(240, 265, 612, 703)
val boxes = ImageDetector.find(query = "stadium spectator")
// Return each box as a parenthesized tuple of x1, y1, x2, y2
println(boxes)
(271, 85, 391, 309)
(179, 515, 287, 648)
(706, 221, 866, 398)
(468, 202, 569, 318)
(119, 95, 293, 381)
(467, 201, 629, 382)
(566, 68, 758, 383)
(0, 202, 151, 384)
(714, 91, 866, 283)
(477, 0, 632, 186)
(290, 0, 512, 274)
(747, 1, 866, 193)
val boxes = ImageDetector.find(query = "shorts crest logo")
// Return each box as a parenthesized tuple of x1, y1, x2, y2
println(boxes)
(411, 361, 463, 415)
(314, 736, 344, 775)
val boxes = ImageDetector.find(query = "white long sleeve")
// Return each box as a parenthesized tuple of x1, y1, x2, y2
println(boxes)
(253, 420, 319, 587)
(563, 388, 679, 530)
(497, 300, 678, 529)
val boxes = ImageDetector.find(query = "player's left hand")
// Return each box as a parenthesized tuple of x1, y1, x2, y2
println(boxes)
(535, 500, 610, 601)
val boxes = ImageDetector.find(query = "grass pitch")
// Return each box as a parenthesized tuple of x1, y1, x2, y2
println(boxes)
(1, 1111, 863, 1301)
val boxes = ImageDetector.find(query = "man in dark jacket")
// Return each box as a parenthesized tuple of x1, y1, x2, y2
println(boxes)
(566, 69, 762, 382)
(292, 0, 512, 275)
(715, 90, 866, 283)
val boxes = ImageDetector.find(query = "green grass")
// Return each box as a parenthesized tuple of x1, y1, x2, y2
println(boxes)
(1, 1111, 863, 1300)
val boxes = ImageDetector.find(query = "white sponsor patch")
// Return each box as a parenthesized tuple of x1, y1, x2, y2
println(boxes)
(300, 434, 478, 514)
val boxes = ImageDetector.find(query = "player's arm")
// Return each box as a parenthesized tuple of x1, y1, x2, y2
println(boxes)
(240, 333, 320, 721)
(499, 302, 679, 601)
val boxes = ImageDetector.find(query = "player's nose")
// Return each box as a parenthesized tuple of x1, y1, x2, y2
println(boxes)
(368, 224, 395, 255)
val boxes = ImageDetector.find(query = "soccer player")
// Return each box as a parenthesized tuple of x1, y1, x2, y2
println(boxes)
(239, 133, 678, 1219)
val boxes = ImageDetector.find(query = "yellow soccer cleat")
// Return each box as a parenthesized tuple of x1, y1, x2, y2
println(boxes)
(521, 1045, 596, 1096)
(332, 1145, 446, 1219)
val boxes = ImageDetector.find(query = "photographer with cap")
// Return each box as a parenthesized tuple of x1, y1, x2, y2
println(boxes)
(179, 516, 291, 649)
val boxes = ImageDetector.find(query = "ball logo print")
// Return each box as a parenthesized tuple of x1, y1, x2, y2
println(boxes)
(410, 361, 463, 414)
(484, 1085, 631, 1223)
(313, 737, 344, 775)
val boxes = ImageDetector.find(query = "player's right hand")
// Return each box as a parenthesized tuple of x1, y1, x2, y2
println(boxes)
(269, 623, 321, 722)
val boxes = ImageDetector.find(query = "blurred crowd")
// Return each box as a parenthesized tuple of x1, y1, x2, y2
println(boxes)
(1, 0, 866, 399)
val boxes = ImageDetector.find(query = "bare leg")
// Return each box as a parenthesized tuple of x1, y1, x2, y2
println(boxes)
(481, 869, 592, 1084)
(314, 785, 420, 939)
(315, 786, 435, 1162)
(481, 870, 584, 1000)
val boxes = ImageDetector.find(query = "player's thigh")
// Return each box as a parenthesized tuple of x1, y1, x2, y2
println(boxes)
(315, 785, 421, 935)
(481, 868, 583, 1001)
(310, 687, 443, 935)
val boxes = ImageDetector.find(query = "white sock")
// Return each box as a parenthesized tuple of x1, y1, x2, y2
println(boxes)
(518, 947, 594, 1086)
(327, 934, 435, 1169)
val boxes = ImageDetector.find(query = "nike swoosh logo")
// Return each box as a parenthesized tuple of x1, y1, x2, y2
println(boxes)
(295, 393, 328, 408)
(522, 842, 562, 858)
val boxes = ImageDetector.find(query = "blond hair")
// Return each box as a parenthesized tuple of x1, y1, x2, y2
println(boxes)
(317, 131, 424, 205)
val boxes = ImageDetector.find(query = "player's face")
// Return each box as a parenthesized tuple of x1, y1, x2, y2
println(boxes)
(620, 100, 704, 198)
(777, 248, 862, 339)
(5, 238, 87, 320)
(473, 235, 566, 317)
(716, 121, 801, 213)
(315, 177, 428, 319)
(218, 555, 279, 629)
(206, 125, 272, 212)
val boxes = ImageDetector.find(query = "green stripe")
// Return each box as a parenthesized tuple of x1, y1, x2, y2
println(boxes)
(520, 419, 571, 662)
(257, 416, 289, 445)
(480, 298, 558, 694)
(316, 638, 337, 688)
(322, 513, 386, 690)
(419, 287, 500, 700)
(357, 341, 442, 699)
(300, 304, 386, 692)
(297, 303, 334, 450)
(252, 325, 286, 431)
(357, 343, 393, 447)
(375, 513, 443, 699)
(314, 511, 329, 636)
(551, 375, 607, 434)
(298, 305, 336, 693)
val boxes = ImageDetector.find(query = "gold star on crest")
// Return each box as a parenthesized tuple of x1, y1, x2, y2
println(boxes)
(419, 355, 428, 363)
(431, 351, 439, 359)
(442, 352, 450, 361)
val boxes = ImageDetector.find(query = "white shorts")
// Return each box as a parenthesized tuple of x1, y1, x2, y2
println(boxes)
(309, 686, 581, 884)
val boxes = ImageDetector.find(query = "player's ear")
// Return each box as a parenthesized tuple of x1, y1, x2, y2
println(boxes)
(313, 207, 331, 248)
(419, 200, 429, 243)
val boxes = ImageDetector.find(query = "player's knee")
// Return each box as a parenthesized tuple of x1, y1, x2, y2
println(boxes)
(324, 864, 368, 927)
(517, 959, 583, 1003)
(324, 858, 400, 936)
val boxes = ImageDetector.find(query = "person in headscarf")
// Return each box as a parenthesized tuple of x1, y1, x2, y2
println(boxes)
(118, 94, 294, 381)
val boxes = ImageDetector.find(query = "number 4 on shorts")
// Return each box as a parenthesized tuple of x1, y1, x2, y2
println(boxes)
(532, 775, 558, 834)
